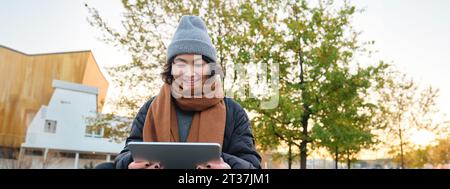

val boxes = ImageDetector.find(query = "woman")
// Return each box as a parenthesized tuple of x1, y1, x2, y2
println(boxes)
(114, 15, 261, 169)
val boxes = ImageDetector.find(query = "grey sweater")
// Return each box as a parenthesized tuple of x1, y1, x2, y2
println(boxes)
(174, 104, 193, 142)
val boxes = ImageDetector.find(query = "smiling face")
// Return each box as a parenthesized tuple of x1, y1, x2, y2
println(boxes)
(171, 54, 211, 89)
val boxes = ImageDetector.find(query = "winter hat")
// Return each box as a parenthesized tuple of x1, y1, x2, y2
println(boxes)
(166, 15, 217, 63)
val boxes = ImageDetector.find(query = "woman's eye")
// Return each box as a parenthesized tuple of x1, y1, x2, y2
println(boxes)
(174, 63, 186, 68)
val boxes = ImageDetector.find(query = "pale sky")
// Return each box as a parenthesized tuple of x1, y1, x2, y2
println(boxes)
(352, 0, 450, 120)
(1, 0, 449, 121)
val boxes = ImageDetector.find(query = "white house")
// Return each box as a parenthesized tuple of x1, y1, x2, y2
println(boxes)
(20, 80, 124, 169)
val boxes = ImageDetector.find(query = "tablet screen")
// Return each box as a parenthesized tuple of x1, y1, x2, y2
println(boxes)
(128, 142, 221, 169)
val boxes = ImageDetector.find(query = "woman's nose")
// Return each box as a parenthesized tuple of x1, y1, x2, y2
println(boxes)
(180, 66, 193, 77)
(185, 64, 202, 76)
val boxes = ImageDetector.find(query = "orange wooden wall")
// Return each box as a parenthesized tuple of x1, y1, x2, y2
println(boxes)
(0, 45, 109, 148)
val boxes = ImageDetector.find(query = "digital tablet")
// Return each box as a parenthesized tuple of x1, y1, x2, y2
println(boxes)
(128, 142, 221, 169)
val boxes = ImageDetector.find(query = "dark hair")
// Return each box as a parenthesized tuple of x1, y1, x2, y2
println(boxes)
(161, 55, 219, 84)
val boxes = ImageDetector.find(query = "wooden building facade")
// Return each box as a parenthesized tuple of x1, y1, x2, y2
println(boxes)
(0, 45, 109, 148)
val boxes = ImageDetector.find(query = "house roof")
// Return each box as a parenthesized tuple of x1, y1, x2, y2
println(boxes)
(53, 80, 98, 95)
(0, 44, 92, 56)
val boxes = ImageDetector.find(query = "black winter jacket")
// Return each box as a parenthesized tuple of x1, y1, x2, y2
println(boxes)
(114, 97, 262, 169)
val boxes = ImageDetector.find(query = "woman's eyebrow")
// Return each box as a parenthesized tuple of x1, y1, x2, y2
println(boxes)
(174, 58, 188, 63)
(174, 57, 204, 64)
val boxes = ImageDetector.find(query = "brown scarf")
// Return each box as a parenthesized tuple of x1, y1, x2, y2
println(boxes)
(143, 77, 226, 147)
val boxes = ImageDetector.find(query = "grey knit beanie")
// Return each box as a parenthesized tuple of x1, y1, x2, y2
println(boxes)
(167, 15, 217, 63)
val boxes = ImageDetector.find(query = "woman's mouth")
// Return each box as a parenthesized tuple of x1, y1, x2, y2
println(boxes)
(183, 77, 201, 86)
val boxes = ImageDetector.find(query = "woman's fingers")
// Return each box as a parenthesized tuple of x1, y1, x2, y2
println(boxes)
(197, 158, 231, 169)
(196, 164, 206, 169)
(146, 162, 163, 169)
(196, 163, 212, 169)
(128, 161, 150, 169)
(128, 161, 164, 169)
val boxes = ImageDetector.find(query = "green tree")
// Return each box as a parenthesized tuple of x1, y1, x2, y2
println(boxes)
(429, 137, 450, 167)
(312, 119, 376, 169)
(235, 0, 387, 169)
(375, 70, 441, 169)
(393, 137, 449, 169)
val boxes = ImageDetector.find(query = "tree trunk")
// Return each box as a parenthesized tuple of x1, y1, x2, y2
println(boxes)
(300, 139, 307, 169)
(399, 126, 405, 169)
(300, 109, 310, 169)
(288, 140, 292, 169)
(347, 149, 351, 169)
(335, 145, 339, 169)
(299, 97, 310, 169)
(217, 20, 226, 77)
(298, 30, 309, 170)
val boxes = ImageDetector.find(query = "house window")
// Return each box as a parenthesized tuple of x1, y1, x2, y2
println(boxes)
(85, 125, 104, 138)
(44, 120, 57, 133)
(60, 100, 71, 104)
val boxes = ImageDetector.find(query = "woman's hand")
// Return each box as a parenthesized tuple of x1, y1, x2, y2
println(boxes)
(196, 158, 231, 169)
(128, 161, 163, 169)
